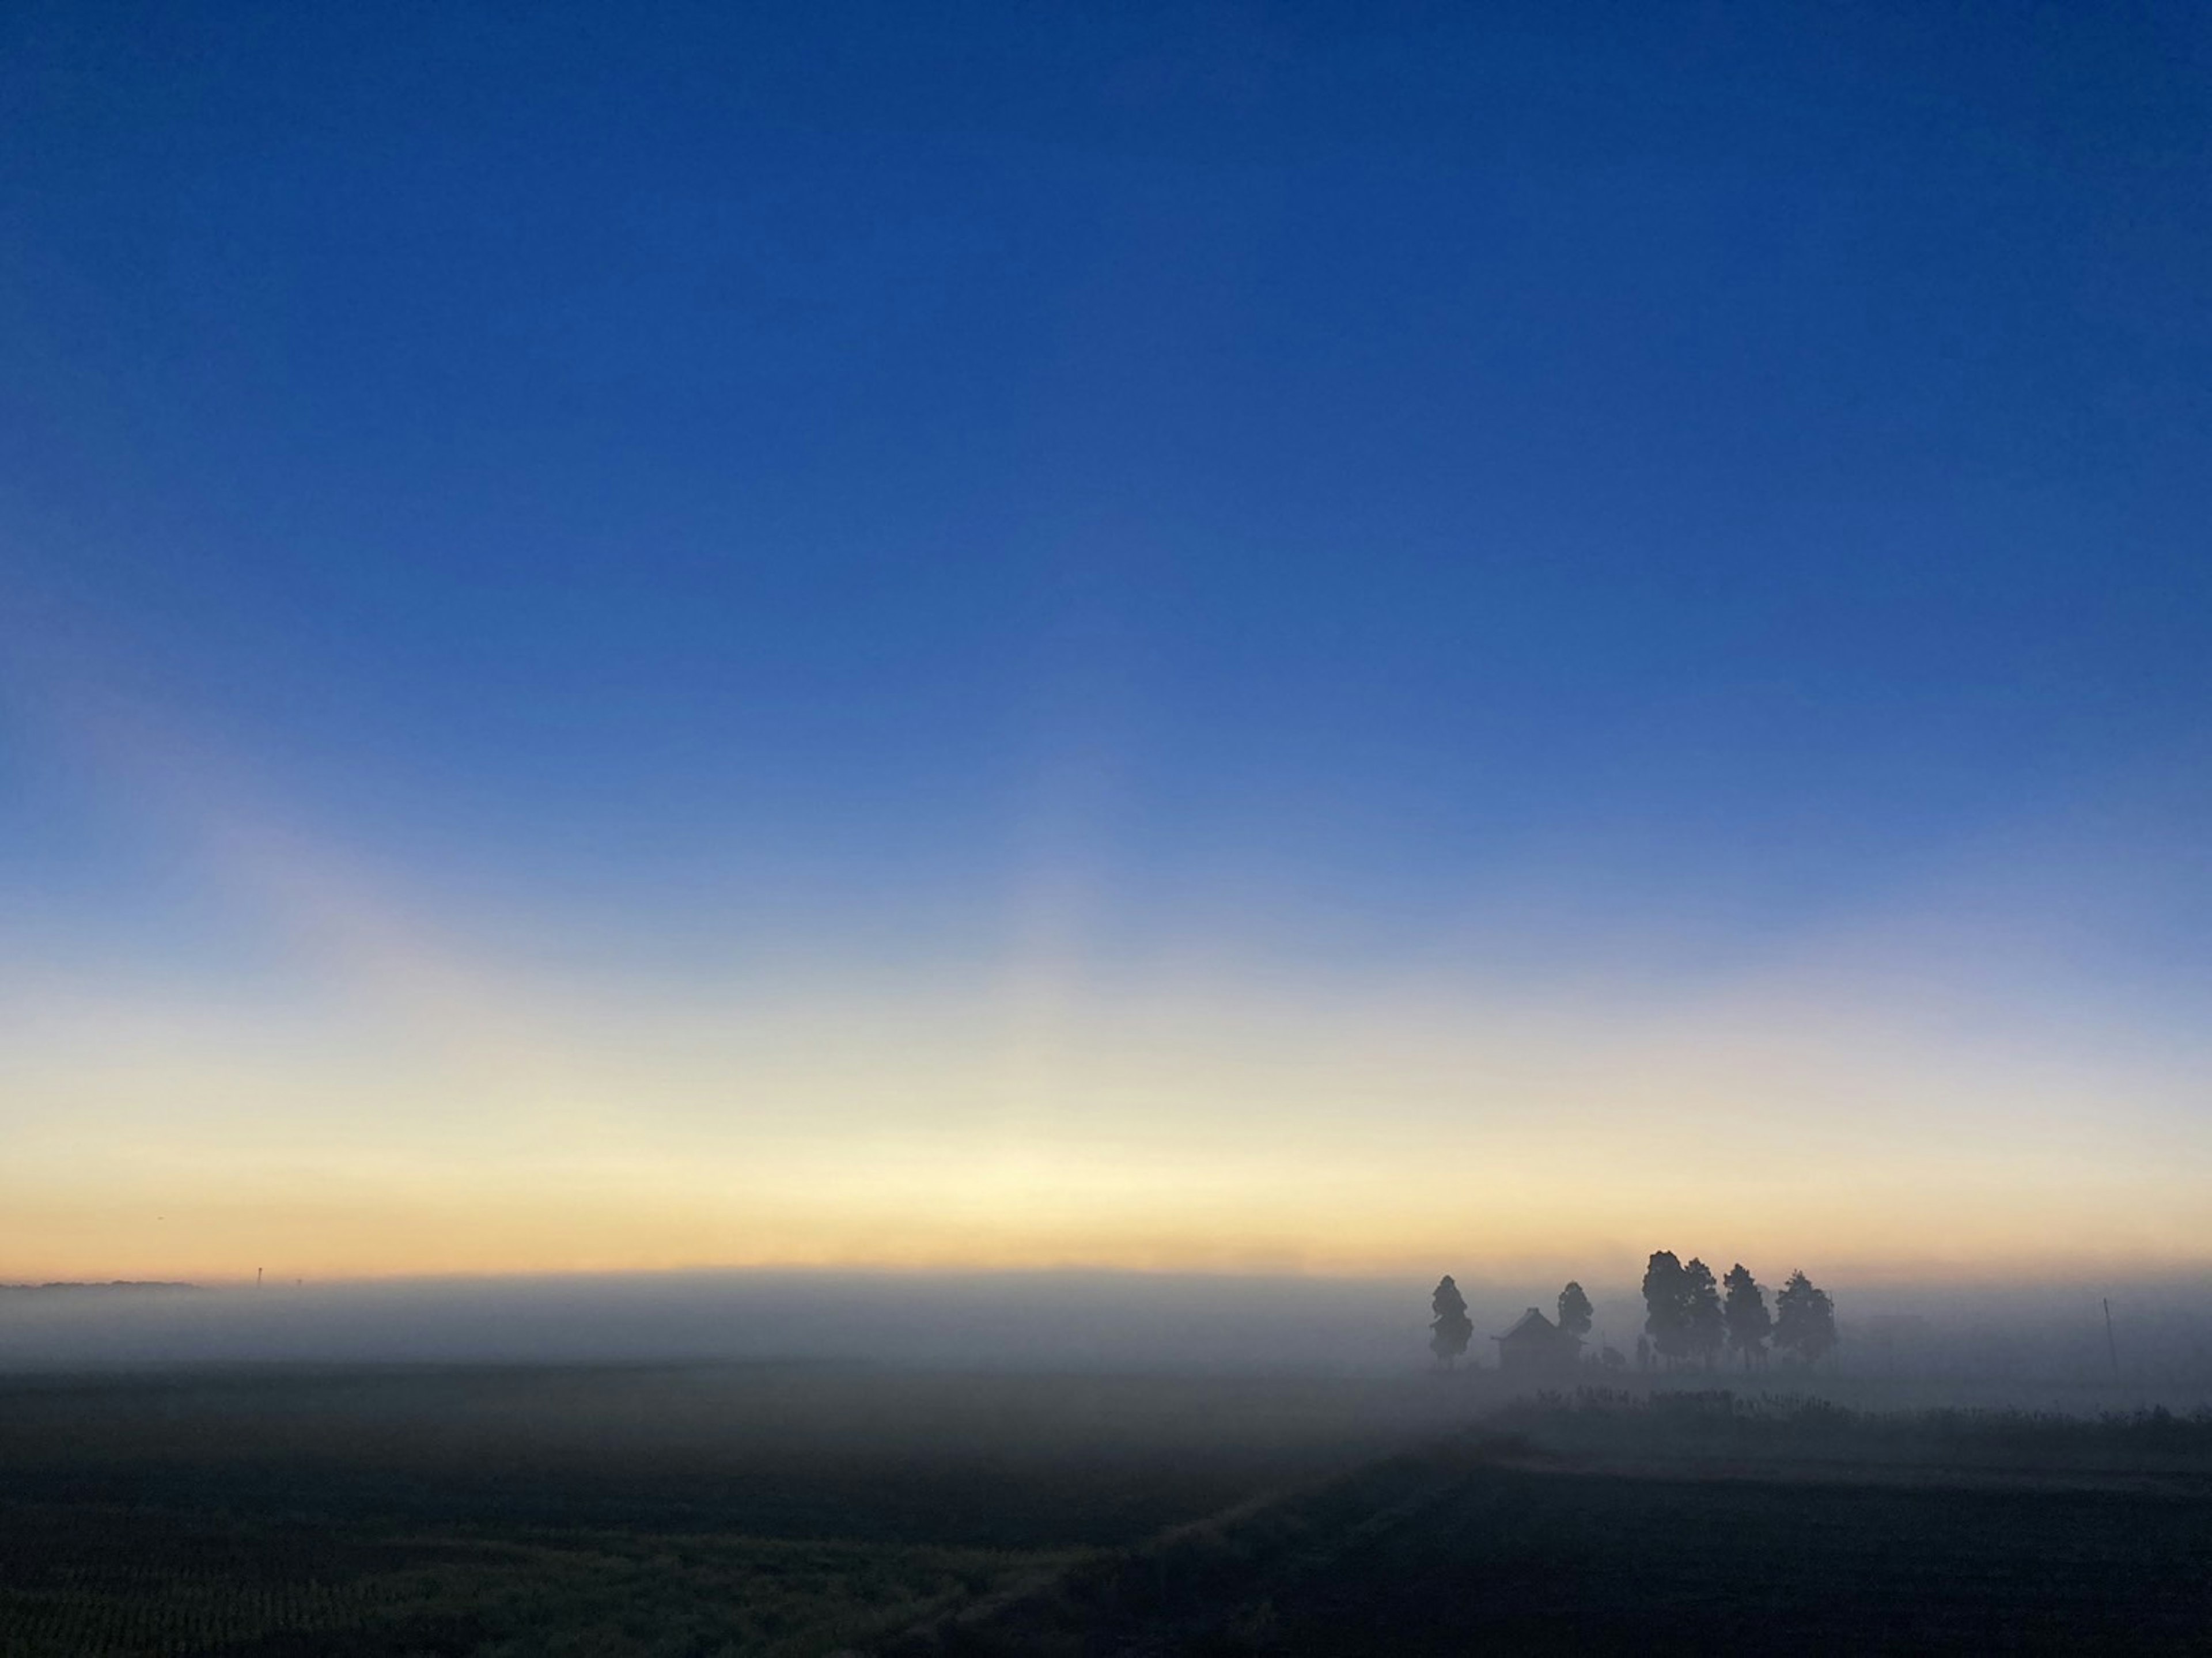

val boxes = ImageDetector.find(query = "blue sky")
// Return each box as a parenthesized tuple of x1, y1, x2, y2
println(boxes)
(3, 3, 2209, 1278)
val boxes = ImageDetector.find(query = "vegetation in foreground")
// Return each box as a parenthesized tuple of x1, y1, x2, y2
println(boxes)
(897, 1395, 2212, 1656)
(0, 1361, 1443, 1657)
(0, 1500, 1062, 1658)
(2, 1369, 2210, 1655)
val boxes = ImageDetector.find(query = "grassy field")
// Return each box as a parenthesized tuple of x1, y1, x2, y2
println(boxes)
(904, 1394, 2212, 1655)
(1, 1367, 2208, 1655)
(0, 1361, 1457, 1656)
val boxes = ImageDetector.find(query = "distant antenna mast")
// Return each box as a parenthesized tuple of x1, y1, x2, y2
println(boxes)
(256, 1267, 263, 1288)
(2102, 1297, 2118, 1378)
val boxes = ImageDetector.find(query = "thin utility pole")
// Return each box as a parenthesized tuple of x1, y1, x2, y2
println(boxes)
(2103, 1297, 2119, 1378)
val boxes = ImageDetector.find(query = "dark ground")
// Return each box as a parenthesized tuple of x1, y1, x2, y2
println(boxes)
(902, 1428, 2212, 1654)
(0, 1362, 1448, 1656)
(0, 1365, 2206, 1656)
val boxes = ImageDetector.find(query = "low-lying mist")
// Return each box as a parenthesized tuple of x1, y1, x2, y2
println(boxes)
(4, 1269, 2210, 1403)
(5, 1271, 1400, 1372)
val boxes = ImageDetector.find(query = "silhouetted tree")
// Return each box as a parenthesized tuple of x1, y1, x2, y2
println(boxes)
(1635, 1333, 1652, 1372)
(1772, 1269, 1838, 1365)
(1429, 1274, 1474, 1368)
(1556, 1281, 1593, 1341)
(1683, 1257, 1726, 1369)
(1641, 1251, 1690, 1366)
(1722, 1264, 1771, 1370)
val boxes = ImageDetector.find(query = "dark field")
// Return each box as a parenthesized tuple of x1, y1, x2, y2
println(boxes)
(1, 1365, 2208, 1655)
(920, 1439, 2212, 1655)
(0, 1363, 1453, 1656)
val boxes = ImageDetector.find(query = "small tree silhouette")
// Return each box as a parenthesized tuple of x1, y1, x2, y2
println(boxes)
(1683, 1258, 1726, 1370)
(1556, 1281, 1593, 1341)
(1642, 1251, 1690, 1367)
(1429, 1274, 1474, 1368)
(1773, 1269, 1838, 1365)
(1722, 1264, 1771, 1370)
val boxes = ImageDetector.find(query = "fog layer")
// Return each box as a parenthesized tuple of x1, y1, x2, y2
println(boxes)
(3, 1270, 2209, 1398)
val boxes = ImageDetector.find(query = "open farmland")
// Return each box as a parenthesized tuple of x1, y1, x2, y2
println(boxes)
(0, 1361, 1461, 1656)
(3, 1368, 2211, 1655)
(907, 1431, 2212, 1655)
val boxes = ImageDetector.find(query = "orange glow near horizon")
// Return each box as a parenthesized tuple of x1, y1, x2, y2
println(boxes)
(5, 671, 2207, 1292)
(8, 951, 2209, 1287)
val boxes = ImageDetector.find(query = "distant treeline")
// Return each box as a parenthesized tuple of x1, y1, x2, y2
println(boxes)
(1640, 1253, 1834, 1371)
(0, 1282, 197, 1294)
(1427, 1255, 1837, 1372)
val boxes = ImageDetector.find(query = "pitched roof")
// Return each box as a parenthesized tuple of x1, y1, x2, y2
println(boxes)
(1495, 1306, 1572, 1342)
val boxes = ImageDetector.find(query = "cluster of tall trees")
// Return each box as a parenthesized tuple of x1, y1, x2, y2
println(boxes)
(1641, 1251, 1835, 1370)
(1428, 1259, 1836, 1371)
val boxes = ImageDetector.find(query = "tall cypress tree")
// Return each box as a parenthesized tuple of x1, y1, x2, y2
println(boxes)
(1556, 1280, 1593, 1341)
(1429, 1275, 1474, 1368)
(1641, 1251, 1690, 1367)
(1683, 1258, 1726, 1369)
(1773, 1270, 1838, 1365)
(1722, 1264, 1771, 1370)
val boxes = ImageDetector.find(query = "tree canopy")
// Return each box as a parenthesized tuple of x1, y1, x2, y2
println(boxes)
(1682, 1258, 1726, 1368)
(1722, 1264, 1771, 1368)
(1773, 1270, 1838, 1364)
(1429, 1274, 1474, 1368)
(1556, 1281, 1593, 1340)
(1641, 1251, 1689, 1364)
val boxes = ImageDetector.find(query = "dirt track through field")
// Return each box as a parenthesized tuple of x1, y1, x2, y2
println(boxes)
(881, 1435, 2212, 1656)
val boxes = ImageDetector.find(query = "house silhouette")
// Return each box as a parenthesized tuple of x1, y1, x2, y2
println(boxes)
(1494, 1306, 1582, 1378)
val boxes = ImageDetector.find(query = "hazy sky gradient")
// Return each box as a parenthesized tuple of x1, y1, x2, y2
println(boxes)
(4, 3, 2209, 1283)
